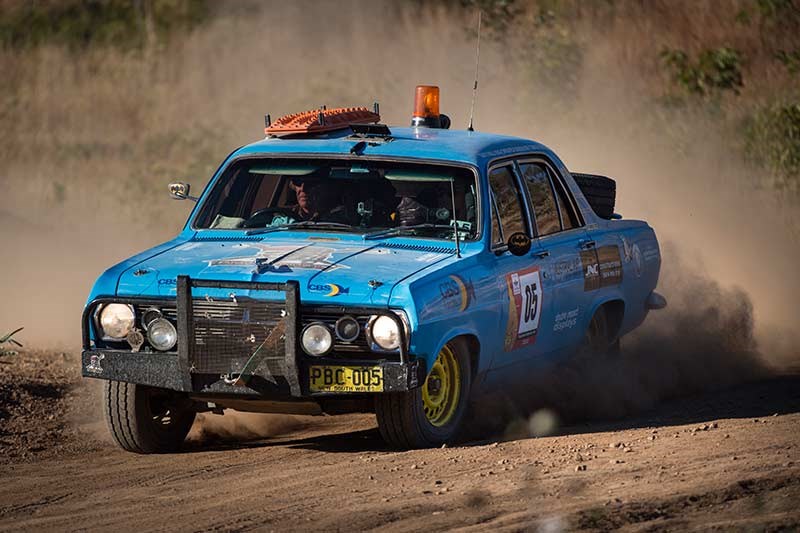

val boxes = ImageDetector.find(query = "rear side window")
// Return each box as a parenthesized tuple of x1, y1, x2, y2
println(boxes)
(520, 162, 560, 236)
(488, 165, 528, 245)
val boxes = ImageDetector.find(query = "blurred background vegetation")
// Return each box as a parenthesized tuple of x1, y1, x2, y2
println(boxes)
(0, 0, 797, 212)
(0, 0, 798, 346)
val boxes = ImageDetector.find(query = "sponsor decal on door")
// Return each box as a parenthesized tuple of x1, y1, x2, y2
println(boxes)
(581, 245, 623, 291)
(504, 267, 543, 352)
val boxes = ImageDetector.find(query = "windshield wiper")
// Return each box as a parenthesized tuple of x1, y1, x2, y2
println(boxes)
(363, 223, 455, 240)
(246, 221, 356, 236)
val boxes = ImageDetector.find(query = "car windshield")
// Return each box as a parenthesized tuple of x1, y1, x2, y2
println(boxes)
(193, 158, 479, 240)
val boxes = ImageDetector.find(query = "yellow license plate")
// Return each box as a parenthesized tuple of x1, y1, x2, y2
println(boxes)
(309, 366, 384, 393)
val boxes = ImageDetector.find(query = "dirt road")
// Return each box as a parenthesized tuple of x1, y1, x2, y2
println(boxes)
(1, 352, 799, 532)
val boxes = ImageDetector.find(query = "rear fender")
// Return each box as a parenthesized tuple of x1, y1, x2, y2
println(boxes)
(584, 290, 626, 339)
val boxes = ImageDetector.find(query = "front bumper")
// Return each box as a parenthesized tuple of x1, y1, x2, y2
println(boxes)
(81, 349, 423, 397)
(82, 276, 422, 398)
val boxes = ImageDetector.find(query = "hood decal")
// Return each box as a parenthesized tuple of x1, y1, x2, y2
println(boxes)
(205, 243, 365, 274)
(118, 238, 455, 305)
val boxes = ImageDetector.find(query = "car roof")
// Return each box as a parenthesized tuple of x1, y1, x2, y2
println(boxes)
(233, 126, 556, 168)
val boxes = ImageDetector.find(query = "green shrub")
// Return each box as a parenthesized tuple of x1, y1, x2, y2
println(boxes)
(775, 49, 800, 76)
(743, 102, 800, 190)
(661, 47, 744, 97)
(755, 0, 799, 21)
(0, 0, 210, 50)
(458, 0, 522, 35)
(0, 327, 23, 357)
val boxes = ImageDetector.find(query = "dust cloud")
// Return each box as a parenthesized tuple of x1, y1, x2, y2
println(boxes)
(1, 1, 797, 381)
(187, 411, 307, 443)
(472, 246, 777, 436)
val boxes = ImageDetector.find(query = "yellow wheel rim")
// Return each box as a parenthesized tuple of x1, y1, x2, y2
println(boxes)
(421, 344, 461, 427)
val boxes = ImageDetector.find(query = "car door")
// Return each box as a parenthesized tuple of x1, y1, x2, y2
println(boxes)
(487, 162, 550, 369)
(516, 158, 591, 356)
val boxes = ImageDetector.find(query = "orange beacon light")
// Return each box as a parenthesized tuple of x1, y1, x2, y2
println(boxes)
(411, 85, 450, 129)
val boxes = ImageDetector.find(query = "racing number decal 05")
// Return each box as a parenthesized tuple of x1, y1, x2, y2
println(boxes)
(504, 267, 543, 351)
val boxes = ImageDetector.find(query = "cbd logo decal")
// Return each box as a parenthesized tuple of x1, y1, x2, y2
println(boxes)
(438, 275, 475, 312)
(308, 283, 349, 297)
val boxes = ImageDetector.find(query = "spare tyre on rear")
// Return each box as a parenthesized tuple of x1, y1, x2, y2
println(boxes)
(571, 173, 616, 219)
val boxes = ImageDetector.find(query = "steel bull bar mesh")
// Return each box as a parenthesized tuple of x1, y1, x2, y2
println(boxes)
(176, 276, 302, 396)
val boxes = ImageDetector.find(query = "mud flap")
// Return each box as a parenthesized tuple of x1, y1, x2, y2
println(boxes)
(646, 291, 667, 310)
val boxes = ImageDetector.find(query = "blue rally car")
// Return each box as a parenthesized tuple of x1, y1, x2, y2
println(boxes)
(82, 86, 665, 452)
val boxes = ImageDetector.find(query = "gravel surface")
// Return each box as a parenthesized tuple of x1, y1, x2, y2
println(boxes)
(0, 351, 799, 531)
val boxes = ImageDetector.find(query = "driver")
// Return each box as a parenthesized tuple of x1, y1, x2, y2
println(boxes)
(288, 176, 347, 222)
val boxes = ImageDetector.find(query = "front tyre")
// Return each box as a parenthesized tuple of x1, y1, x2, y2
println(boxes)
(103, 381, 196, 454)
(375, 339, 471, 449)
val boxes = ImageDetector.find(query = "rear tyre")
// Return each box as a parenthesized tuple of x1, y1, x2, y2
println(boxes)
(375, 339, 471, 449)
(576, 309, 614, 361)
(103, 381, 196, 454)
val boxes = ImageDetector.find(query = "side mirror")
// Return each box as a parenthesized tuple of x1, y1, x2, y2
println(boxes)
(168, 182, 197, 202)
(507, 232, 531, 256)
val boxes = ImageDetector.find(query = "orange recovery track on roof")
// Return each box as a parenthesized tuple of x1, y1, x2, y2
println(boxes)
(266, 107, 380, 135)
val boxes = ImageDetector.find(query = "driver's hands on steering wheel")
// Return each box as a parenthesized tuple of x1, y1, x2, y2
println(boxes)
(269, 213, 296, 226)
(241, 207, 297, 228)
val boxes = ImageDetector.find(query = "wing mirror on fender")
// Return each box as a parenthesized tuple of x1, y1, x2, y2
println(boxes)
(168, 182, 198, 202)
(507, 232, 532, 256)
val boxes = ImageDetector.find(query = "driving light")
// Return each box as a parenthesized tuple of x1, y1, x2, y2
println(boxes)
(141, 308, 162, 330)
(99, 304, 135, 339)
(301, 323, 333, 356)
(146, 317, 177, 351)
(368, 315, 400, 351)
(335, 316, 360, 343)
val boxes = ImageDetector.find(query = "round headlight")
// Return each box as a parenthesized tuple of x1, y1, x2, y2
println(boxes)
(146, 317, 177, 351)
(301, 323, 333, 356)
(335, 316, 360, 343)
(369, 315, 400, 351)
(99, 304, 135, 339)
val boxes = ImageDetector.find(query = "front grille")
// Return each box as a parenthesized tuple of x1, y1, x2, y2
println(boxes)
(189, 298, 288, 376)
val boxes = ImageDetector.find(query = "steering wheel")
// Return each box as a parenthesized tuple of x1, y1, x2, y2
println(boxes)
(241, 207, 297, 228)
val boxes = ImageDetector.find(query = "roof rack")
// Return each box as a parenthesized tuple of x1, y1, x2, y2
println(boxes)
(265, 107, 380, 136)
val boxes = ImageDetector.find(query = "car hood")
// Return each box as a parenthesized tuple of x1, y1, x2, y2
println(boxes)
(116, 236, 456, 306)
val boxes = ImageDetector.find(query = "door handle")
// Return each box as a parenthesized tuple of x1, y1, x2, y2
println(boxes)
(534, 250, 550, 258)
(579, 240, 596, 250)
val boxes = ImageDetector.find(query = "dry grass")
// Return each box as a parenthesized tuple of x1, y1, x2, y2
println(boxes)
(0, 0, 797, 348)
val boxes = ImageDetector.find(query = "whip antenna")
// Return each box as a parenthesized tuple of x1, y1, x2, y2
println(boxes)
(467, 10, 482, 132)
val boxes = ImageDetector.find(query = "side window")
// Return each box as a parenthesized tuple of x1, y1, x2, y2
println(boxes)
(552, 171, 579, 230)
(520, 162, 560, 236)
(488, 165, 528, 245)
